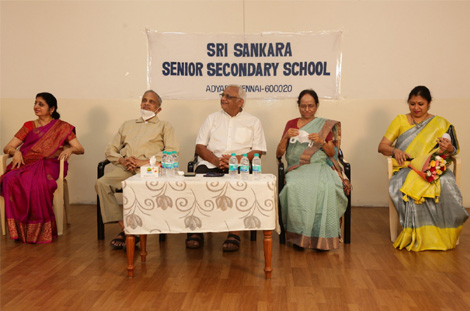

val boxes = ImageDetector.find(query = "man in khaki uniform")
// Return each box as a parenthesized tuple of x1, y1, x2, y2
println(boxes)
(95, 90, 179, 249)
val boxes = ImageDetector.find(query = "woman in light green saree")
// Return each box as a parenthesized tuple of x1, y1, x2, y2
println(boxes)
(277, 89, 347, 250)
(378, 86, 468, 251)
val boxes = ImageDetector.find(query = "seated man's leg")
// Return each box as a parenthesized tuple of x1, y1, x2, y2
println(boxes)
(95, 167, 133, 249)
(193, 165, 240, 251)
(186, 166, 225, 249)
(95, 167, 132, 223)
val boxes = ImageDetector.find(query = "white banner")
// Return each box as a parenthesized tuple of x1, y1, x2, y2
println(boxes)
(147, 31, 342, 100)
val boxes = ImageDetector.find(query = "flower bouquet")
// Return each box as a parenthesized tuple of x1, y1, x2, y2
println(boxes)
(409, 150, 451, 184)
(402, 146, 451, 204)
(423, 153, 451, 183)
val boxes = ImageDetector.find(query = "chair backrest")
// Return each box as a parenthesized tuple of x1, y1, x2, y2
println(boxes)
(187, 153, 198, 173)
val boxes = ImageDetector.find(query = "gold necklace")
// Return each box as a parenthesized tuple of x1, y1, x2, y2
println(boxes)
(37, 118, 53, 127)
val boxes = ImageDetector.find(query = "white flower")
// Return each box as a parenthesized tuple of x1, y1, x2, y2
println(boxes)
(435, 155, 442, 162)
(427, 171, 432, 176)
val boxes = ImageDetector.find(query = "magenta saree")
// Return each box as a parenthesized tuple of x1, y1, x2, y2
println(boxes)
(0, 119, 75, 243)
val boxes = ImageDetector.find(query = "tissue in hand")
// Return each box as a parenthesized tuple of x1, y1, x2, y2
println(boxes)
(290, 130, 314, 147)
(140, 155, 160, 178)
(442, 133, 451, 141)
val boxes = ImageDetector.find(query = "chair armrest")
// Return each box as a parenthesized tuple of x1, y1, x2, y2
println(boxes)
(337, 149, 352, 244)
(97, 159, 111, 178)
(277, 157, 285, 193)
(59, 157, 65, 180)
(1, 154, 65, 179)
(187, 153, 198, 173)
(386, 157, 394, 180)
(338, 149, 351, 181)
(0, 154, 8, 175)
(277, 156, 286, 244)
(450, 155, 461, 187)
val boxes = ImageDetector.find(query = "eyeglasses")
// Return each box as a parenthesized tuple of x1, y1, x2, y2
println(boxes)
(299, 104, 316, 110)
(219, 93, 240, 101)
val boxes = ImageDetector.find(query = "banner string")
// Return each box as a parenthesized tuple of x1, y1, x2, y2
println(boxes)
(243, 0, 246, 34)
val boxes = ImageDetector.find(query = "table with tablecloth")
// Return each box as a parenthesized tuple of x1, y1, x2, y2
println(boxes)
(122, 173, 279, 279)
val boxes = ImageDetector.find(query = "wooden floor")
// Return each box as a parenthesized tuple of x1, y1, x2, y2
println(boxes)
(1, 205, 470, 311)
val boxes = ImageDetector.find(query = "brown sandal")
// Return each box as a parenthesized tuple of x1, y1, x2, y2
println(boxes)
(110, 231, 126, 250)
(185, 233, 204, 249)
(222, 233, 241, 252)
(110, 231, 140, 250)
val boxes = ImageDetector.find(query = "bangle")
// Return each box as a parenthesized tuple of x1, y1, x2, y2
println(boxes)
(6, 147, 15, 155)
(321, 140, 326, 147)
(451, 145, 456, 155)
(391, 148, 396, 158)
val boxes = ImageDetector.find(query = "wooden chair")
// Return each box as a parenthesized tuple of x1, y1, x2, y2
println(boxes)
(277, 149, 352, 244)
(0, 154, 70, 236)
(187, 153, 258, 241)
(386, 156, 461, 242)
(96, 159, 166, 242)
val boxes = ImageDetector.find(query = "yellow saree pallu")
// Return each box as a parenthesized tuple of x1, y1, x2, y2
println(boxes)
(386, 115, 467, 251)
(400, 148, 441, 205)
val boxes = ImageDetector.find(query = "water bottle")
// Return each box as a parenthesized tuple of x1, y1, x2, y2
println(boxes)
(229, 153, 238, 178)
(166, 151, 174, 178)
(252, 153, 261, 179)
(161, 151, 167, 177)
(240, 154, 250, 180)
(172, 151, 179, 175)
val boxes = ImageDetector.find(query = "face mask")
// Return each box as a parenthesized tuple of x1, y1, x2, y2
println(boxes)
(290, 130, 314, 147)
(140, 109, 156, 121)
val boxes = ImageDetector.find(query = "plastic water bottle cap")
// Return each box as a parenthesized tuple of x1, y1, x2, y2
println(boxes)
(231, 153, 236, 156)
(242, 154, 247, 157)
(254, 153, 259, 157)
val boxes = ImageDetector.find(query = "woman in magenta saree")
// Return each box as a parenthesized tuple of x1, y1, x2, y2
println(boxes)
(1, 93, 84, 243)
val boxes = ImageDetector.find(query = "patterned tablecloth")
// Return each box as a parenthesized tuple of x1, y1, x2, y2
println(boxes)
(122, 174, 279, 235)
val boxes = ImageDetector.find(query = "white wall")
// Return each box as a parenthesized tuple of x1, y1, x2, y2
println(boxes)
(1, 1, 469, 207)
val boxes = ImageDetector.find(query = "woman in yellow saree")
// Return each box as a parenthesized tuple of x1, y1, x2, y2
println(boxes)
(378, 86, 468, 251)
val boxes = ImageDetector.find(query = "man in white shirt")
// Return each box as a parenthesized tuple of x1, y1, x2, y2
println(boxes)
(195, 85, 267, 173)
(187, 84, 267, 251)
